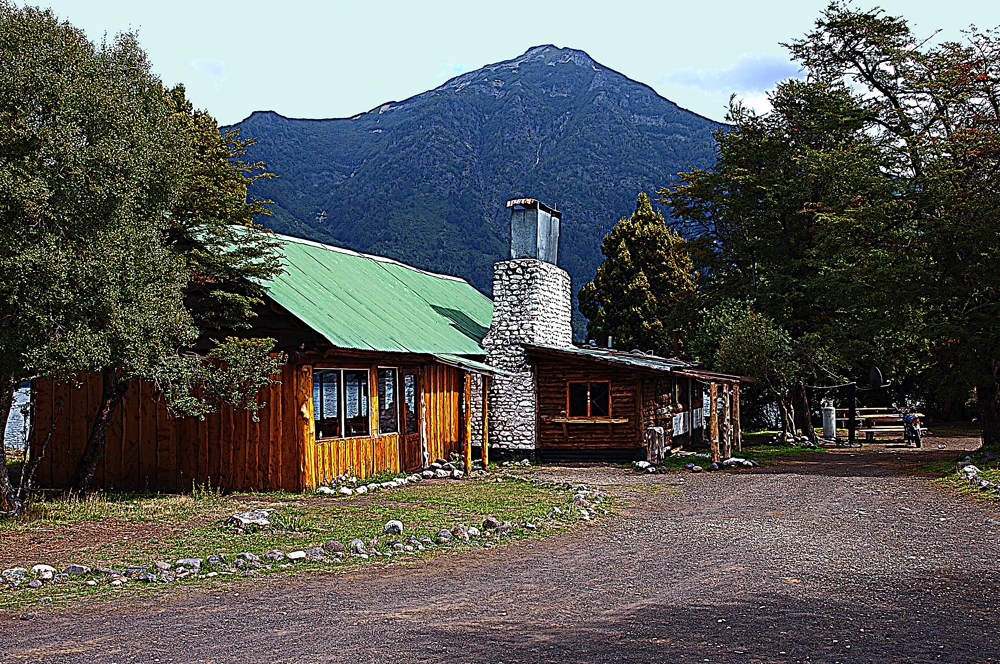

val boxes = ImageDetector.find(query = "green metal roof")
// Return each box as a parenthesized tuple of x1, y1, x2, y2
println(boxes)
(265, 234, 493, 356)
(525, 344, 693, 373)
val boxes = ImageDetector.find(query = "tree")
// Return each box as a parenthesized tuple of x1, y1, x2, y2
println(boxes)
(706, 302, 799, 435)
(0, 4, 284, 508)
(785, 3, 1000, 448)
(662, 81, 896, 438)
(0, 3, 195, 509)
(578, 192, 697, 355)
(67, 88, 285, 492)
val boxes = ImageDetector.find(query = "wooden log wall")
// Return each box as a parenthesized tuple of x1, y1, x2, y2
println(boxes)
(32, 362, 304, 493)
(535, 360, 641, 455)
(31, 359, 470, 494)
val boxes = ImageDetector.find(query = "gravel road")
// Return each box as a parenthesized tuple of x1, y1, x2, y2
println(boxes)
(2, 442, 998, 663)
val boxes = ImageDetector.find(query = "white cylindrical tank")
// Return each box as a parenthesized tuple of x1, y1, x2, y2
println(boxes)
(822, 399, 836, 440)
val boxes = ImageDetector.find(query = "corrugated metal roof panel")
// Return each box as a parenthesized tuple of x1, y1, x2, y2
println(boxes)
(525, 344, 694, 373)
(265, 234, 493, 355)
(433, 354, 515, 377)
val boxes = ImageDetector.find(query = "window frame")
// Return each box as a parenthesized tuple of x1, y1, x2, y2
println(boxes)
(376, 366, 400, 435)
(312, 366, 379, 441)
(566, 380, 612, 419)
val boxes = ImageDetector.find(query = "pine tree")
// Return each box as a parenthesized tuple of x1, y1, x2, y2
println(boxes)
(578, 193, 696, 355)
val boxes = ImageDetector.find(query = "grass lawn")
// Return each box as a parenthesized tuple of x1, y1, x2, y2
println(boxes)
(0, 474, 584, 611)
(922, 453, 1000, 502)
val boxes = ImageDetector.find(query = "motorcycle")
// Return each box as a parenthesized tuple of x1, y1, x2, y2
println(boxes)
(896, 404, 924, 448)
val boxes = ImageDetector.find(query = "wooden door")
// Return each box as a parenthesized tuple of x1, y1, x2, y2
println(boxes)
(401, 369, 423, 471)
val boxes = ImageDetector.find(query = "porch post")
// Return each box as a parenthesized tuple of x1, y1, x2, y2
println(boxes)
(481, 375, 490, 469)
(709, 382, 720, 464)
(733, 382, 742, 452)
(463, 372, 473, 476)
(721, 383, 731, 460)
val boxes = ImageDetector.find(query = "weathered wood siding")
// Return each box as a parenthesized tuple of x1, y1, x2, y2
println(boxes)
(32, 359, 470, 493)
(422, 364, 463, 463)
(534, 359, 643, 459)
(31, 362, 304, 492)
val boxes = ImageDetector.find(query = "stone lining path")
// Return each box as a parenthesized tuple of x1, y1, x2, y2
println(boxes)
(1, 440, 998, 663)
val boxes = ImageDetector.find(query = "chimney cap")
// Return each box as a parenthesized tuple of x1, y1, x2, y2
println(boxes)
(506, 198, 561, 218)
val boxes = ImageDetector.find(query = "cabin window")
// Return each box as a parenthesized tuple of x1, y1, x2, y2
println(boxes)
(343, 370, 370, 437)
(377, 368, 399, 434)
(313, 370, 341, 439)
(312, 368, 371, 439)
(403, 374, 419, 435)
(567, 381, 611, 418)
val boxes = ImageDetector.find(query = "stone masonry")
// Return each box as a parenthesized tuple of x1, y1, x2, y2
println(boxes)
(481, 259, 573, 451)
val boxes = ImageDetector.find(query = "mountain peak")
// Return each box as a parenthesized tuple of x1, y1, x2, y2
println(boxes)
(232, 47, 723, 335)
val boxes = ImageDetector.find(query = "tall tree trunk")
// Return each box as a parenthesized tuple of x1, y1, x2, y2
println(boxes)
(793, 384, 816, 441)
(0, 376, 21, 512)
(70, 368, 128, 492)
(977, 377, 1000, 451)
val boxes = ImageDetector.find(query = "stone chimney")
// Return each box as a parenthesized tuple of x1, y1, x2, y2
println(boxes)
(482, 199, 574, 451)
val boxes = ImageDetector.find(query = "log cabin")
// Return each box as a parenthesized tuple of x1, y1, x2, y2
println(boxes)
(482, 198, 742, 463)
(525, 344, 742, 463)
(30, 234, 497, 493)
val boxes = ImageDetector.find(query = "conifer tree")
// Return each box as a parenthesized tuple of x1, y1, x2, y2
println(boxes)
(578, 193, 697, 355)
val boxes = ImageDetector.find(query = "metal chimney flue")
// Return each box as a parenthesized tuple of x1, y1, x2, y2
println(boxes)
(507, 198, 560, 264)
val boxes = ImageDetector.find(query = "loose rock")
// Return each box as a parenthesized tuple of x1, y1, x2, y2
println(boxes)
(383, 520, 404, 535)
(323, 540, 346, 554)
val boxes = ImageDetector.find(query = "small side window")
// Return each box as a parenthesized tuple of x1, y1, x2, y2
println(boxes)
(567, 381, 612, 418)
(377, 368, 399, 434)
(569, 383, 589, 417)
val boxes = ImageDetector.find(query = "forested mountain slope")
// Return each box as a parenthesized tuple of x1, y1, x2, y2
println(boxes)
(232, 45, 723, 325)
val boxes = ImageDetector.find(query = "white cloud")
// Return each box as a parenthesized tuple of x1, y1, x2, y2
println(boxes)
(662, 53, 801, 95)
(190, 58, 227, 90)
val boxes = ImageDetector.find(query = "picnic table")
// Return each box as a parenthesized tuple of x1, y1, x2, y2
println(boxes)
(835, 407, 925, 443)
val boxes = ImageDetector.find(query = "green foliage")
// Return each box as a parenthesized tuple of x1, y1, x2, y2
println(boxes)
(782, 3, 1000, 445)
(0, 4, 286, 496)
(164, 86, 282, 331)
(150, 338, 286, 421)
(0, 2, 193, 386)
(578, 193, 697, 354)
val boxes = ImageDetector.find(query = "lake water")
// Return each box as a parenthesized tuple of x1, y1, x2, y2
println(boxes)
(3, 386, 30, 450)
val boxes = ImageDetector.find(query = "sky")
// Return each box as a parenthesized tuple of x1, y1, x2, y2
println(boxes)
(16, 0, 1000, 125)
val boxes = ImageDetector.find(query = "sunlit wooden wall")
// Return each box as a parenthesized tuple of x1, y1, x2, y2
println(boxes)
(32, 360, 469, 493)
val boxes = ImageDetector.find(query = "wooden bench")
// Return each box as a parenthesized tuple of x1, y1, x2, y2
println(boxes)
(835, 408, 925, 443)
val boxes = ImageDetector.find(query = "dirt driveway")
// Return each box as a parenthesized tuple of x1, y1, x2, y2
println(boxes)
(2, 439, 999, 663)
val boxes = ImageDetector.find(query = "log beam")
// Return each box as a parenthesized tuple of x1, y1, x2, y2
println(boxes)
(733, 383, 742, 452)
(709, 382, 720, 464)
(481, 376, 489, 469)
(463, 372, 473, 476)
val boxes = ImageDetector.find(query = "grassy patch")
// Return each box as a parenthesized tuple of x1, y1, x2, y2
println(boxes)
(740, 443, 826, 464)
(0, 475, 577, 611)
(930, 454, 1000, 502)
(647, 442, 825, 473)
(934, 468, 1000, 502)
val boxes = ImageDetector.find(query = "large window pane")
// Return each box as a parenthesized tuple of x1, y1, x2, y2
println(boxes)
(569, 383, 589, 417)
(590, 382, 610, 417)
(378, 368, 399, 434)
(343, 370, 370, 437)
(313, 370, 341, 439)
(404, 374, 418, 435)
